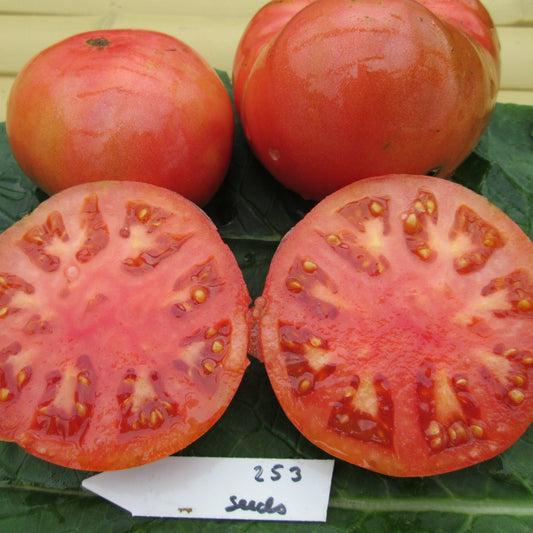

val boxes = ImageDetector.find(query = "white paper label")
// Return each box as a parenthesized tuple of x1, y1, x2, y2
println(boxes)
(82, 456, 335, 522)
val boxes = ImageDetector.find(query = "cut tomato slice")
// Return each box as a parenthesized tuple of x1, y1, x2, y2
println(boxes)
(255, 174, 533, 477)
(0, 181, 250, 471)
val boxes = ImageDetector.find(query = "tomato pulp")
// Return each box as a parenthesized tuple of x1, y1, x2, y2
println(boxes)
(6, 30, 234, 206)
(0, 181, 251, 470)
(237, 0, 500, 200)
(254, 175, 533, 476)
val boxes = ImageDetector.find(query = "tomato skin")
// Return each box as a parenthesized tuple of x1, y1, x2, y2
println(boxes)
(255, 175, 533, 477)
(232, 0, 315, 116)
(239, 0, 500, 200)
(0, 181, 250, 470)
(6, 30, 234, 206)
(414, 0, 500, 64)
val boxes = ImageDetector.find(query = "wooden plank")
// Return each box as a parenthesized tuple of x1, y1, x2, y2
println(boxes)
(0, 15, 105, 75)
(498, 90, 533, 106)
(498, 26, 533, 91)
(0, 0, 267, 17)
(107, 13, 249, 72)
(483, 0, 533, 25)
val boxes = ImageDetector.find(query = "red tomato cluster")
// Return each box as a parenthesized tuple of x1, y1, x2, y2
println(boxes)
(3, 2, 532, 479)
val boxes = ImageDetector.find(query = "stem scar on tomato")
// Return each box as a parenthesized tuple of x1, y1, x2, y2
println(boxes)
(256, 174, 533, 477)
(85, 37, 111, 49)
(0, 181, 251, 471)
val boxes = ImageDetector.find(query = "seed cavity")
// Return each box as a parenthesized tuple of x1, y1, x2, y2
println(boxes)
(450, 205, 505, 274)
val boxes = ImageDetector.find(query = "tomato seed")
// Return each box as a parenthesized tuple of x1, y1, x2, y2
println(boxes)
(518, 299, 532, 311)
(16, 368, 30, 389)
(298, 379, 312, 393)
(121, 397, 132, 410)
(369, 201, 383, 216)
(414, 200, 425, 213)
(403, 213, 420, 234)
(303, 260, 317, 273)
(522, 356, 533, 366)
(161, 400, 174, 413)
(416, 247, 432, 261)
(508, 389, 525, 404)
(192, 287, 208, 304)
(212, 340, 224, 354)
(309, 335, 323, 348)
(139, 412, 148, 427)
(202, 360, 215, 374)
(0, 388, 10, 402)
(470, 425, 484, 438)
(448, 421, 468, 445)
(426, 420, 441, 437)
(327, 234, 341, 245)
(150, 408, 164, 427)
(76, 402, 88, 417)
(77, 374, 91, 386)
(454, 377, 468, 389)
(204, 327, 217, 339)
(286, 278, 303, 292)
(137, 207, 150, 221)
(511, 375, 526, 387)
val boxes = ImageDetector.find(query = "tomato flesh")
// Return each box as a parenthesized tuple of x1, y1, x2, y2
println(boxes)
(255, 175, 533, 476)
(0, 181, 250, 471)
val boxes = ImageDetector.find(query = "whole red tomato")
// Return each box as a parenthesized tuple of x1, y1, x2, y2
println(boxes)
(236, 0, 500, 200)
(6, 29, 235, 206)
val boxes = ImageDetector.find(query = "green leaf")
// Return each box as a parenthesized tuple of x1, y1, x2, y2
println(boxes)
(1, 99, 533, 531)
(454, 103, 533, 238)
(0, 123, 46, 232)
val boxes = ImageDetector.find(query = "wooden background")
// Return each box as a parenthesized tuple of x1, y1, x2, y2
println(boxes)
(0, 0, 531, 122)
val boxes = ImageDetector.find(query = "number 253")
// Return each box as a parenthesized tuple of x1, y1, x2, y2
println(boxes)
(254, 464, 302, 483)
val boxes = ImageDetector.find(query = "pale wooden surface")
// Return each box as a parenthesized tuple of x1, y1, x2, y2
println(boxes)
(0, 0, 531, 122)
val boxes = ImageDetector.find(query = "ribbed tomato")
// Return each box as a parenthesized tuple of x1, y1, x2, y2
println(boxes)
(254, 175, 533, 476)
(237, 0, 500, 200)
(0, 181, 250, 470)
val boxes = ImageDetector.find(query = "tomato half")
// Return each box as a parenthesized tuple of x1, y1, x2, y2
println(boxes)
(0, 181, 250, 471)
(239, 0, 500, 200)
(254, 175, 533, 477)
(6, 29, 234, 206)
